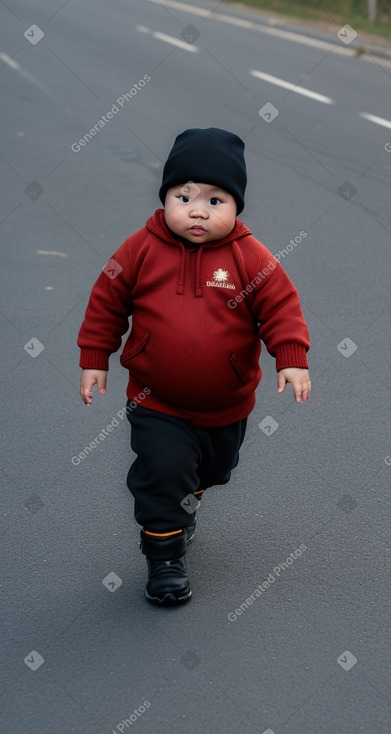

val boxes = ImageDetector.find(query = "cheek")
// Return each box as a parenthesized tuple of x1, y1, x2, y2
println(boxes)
(167, 199, 181, 214)
(165, 204, 185, 230)
(165, 202, 177, 220)
(214, 210, 235, 232)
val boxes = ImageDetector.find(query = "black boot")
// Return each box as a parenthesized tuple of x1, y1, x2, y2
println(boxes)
(140, 529, 191, 605)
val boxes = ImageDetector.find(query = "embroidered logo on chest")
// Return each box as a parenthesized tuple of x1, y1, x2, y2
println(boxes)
(206, 268, 236, 290)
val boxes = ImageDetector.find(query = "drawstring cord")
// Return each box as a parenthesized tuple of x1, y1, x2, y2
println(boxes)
(176, 244, 205, 297)
(176, 246, 185, 295)
(195, 246, 204, 297)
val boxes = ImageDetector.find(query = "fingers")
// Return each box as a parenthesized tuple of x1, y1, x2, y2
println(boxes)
(79, 370, 108, 405)
(80, 375, 95, 406)
(293, 379, 311, 403)
(96, 372, 107, 395)
(278, 368, 311, 403)
(277, 373, 286, 394)
(301, 379, 311, 402)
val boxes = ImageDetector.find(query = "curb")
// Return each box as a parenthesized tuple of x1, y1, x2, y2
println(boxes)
(271, 21, 391, 61)
(220, 2, 391, 61)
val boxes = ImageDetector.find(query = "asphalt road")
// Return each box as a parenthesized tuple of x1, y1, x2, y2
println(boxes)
(1, 1, 391, 732)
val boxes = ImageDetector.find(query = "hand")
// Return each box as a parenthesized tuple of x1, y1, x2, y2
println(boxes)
(277, 368, 311, 403)
(80, 369, 108, 406)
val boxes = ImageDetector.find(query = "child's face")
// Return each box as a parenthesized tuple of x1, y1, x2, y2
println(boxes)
(164, 182, 237, 244)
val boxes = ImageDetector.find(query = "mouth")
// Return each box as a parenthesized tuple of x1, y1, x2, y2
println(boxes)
(188, 226, 206, 235)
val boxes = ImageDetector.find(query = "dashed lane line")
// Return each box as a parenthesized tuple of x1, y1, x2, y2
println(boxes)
(0, 52, 50, 93)
(359, 111, 391, 129)
(250, 69, 334, 104)
(136, 24, 199, 52)
(145, 0, 391, 68)
(135, 25, 391, 128)
(146, 0, 353, 57)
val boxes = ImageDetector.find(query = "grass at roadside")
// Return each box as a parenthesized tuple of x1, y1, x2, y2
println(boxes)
(223, 0, 391, 39)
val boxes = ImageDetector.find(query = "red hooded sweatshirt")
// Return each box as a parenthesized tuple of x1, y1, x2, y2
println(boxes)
(78, 208, 310, 427)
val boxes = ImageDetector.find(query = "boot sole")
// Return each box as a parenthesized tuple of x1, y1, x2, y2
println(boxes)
(145, 589, 192, 605)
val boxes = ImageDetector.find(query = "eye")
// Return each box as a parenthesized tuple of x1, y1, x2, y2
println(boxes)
(210, 197, 222, 205)
(177, 195, 190, 203)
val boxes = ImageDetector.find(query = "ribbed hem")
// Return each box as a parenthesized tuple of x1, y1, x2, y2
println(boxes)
(275, 343, 309, 372)
(125, 375, 256, 428)
(79, 348, 111, 370)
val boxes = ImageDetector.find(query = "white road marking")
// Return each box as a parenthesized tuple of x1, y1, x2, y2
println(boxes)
(136, 24, 198, 52)
(250, 69, 334, 104)
(359, 111, 391, 129)
(0, 52, 50, 93)
(145, 0, 352, 55)
(36, 250, 68, 257)
(146, 0, 208, 18)
(145, 0, 391, 68)
(142, 2, 390, 126)
(0, 52, 19, 69)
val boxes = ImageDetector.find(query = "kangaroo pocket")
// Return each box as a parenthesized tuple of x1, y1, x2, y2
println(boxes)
(120, 330, 149, 366)
(229, 353, 252, 384)
(120, 329, 261, 411)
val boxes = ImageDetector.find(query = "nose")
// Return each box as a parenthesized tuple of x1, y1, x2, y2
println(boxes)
(189, 202, 208, 219)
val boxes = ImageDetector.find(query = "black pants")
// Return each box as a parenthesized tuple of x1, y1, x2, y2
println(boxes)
(126, 402, 247, 533)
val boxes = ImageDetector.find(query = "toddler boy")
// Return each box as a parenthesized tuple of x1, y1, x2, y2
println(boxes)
(77, 127, 311, 605)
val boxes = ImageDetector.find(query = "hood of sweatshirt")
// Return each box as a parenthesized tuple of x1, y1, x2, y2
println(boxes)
(145, 208, 252, 297)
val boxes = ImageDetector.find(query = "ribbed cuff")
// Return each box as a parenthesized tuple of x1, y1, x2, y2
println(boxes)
(79, 348, 111, 370)
(275, 343, 309, 372)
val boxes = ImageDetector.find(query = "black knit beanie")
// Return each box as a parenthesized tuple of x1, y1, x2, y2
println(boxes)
(159, 127, 247, 214)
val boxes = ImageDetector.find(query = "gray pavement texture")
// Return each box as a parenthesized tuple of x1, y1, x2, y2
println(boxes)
(1, 0, 391, 732)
